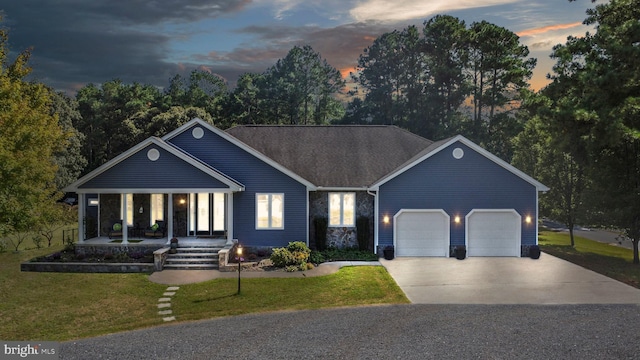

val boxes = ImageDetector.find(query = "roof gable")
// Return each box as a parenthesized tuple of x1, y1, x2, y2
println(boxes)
(371, 135, 549, 191)
(65, 137, 244, 193)
(225, 125, 432, 188)
(163, 119, 316, 189)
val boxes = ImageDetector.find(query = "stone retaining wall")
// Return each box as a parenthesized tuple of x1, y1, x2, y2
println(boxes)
(21, 262, 154, 273)
(75, 243, 164, 257)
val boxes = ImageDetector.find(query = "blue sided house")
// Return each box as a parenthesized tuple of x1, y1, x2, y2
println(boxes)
(65, 118, 548, 262)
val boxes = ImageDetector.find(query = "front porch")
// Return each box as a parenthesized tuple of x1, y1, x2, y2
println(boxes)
(78, 236, 228, 247)
(74, 236, 232, 271)
(76, 192, 236, 246)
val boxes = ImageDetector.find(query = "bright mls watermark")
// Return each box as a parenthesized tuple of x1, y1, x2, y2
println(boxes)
(0, 342, 58, 359)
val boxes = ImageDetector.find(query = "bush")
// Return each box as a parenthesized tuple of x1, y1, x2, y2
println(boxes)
(314, 217, 328, 251)
(356, 216, 370, 251)
(0, 239, 7, 253)
(309, 251, 325, 264)
(32, 235, 44, 249)
(270, 241, 311, 269)
(270, 247, 294, 267)
(314, 248, 378, 262)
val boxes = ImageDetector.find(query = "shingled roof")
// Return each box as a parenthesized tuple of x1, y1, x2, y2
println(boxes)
(225, 125, 433, 187)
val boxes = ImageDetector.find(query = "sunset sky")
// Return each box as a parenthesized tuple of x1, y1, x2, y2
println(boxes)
(1, 0, 598, 94)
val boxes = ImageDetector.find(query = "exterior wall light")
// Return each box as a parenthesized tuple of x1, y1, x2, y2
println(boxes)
(383, 215, 390, 224)
(237, 244, 243, 294)
(454, 216, 461, 224)
(525, 216, 532, 224)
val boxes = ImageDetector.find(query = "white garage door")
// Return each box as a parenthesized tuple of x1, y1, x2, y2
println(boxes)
(394, 210, 449, 257)
(466, 210, 521, 257)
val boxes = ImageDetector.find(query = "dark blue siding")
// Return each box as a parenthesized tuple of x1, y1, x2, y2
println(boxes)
(168, 125, 308, 247)
(79, 145, 231, 190)
(378, 141, 537, 248)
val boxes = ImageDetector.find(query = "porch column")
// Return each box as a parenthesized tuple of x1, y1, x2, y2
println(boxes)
(122, 193, 128, 245)
(166, 193, 174, 245)
(226, 192, 234, 245)
(77, 193, 85, 243)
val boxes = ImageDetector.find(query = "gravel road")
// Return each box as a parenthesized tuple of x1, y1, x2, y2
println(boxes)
(61, 304, 640, 359)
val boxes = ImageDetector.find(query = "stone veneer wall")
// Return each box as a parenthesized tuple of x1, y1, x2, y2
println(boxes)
(309, 191, 375, 250)
(100, 194, 121, 236)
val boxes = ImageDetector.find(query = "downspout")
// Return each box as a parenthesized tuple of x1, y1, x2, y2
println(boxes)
(367, 189, 378, 255)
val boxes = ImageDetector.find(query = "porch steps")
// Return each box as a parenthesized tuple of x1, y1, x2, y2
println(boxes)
(164, 245, 223, 270)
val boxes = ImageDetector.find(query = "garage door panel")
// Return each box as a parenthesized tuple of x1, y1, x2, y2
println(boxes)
(395, 210, 449, 257)
(467, 210, 520, 257)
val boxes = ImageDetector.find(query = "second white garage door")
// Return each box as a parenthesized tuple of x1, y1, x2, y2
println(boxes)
(394, 210, 449, 257)
(466, 209, 521, 257)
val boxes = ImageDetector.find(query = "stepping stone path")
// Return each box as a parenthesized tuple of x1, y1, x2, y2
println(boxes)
(157, 286, 180, 322)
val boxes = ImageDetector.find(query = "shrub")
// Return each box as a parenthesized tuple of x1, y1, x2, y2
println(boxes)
(270, 241, 311, 269)
(32, 234, 44, 249)
(314, 217, 328, 251)
(0, 239, 7, 253)
(309, 251, 325, 264)
(315, 248, 378, 262)
(270, 247, 294, 267)
(356, 216, 370, 251)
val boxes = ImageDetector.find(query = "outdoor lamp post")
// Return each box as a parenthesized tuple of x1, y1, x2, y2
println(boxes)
(237, 244, 243, 294)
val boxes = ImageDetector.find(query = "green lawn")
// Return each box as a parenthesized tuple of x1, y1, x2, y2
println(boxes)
(0, 246, 408, 341)
(172, 266, 406, 322)
(539, 231, 640, 288)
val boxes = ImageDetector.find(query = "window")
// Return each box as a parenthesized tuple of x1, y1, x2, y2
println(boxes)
(213, 193, 225, 231)
(256, 194, 284, 229)
(121, 194, 133, 226)
(329, 193, 355, 227)
(150, 194, 164, 226)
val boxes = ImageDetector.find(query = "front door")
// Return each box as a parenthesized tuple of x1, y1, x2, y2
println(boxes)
(189, 193, 226, 236)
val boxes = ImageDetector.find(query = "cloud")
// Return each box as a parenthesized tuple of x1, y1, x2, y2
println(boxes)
(517, 22, 590, 52)
(227, 22, 392, 72)
(349, 0, 516, 22)
(516, 22, 582, 37)
(1, 0, 251, 93)
(529, 41, 554, 50)
(271, 0, 305, 20)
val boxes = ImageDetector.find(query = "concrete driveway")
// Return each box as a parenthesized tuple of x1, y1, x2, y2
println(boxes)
(381, 254, 640, 304)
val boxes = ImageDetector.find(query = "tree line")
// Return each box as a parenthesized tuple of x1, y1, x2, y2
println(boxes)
(1, 0, 639, 263)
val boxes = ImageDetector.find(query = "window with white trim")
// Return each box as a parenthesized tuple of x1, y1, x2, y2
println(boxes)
(329, 192, 355, 227)
(256, 194, 284, 229)
(150, 194, 164, 226)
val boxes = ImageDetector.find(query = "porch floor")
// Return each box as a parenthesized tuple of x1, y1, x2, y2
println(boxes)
(79, 237, 228, 247)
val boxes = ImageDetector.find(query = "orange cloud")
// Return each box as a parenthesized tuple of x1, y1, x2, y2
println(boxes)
(516, 22, 582, 37)
(340, 66, 358, 79)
